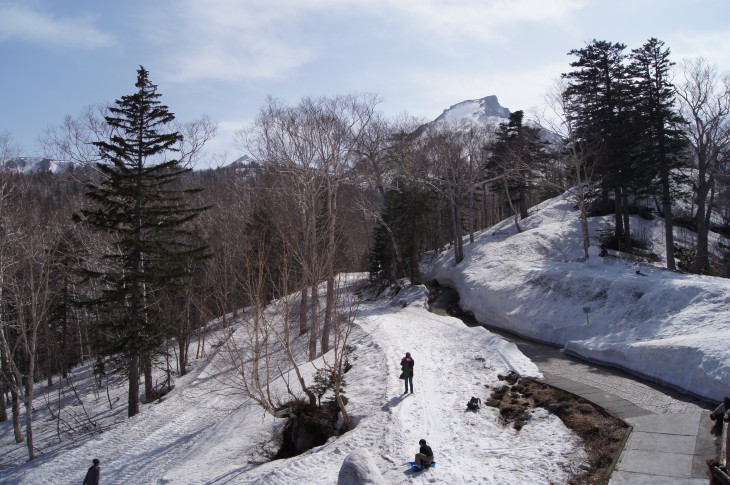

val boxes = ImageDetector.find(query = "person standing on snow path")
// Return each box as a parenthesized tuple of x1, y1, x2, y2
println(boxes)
(83, 458, 101, 485)
(414, 439, 434, 469)
(401, 352, 414, 394)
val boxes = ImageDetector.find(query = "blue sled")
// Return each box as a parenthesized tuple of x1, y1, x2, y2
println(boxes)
(408, 461, 436, 471)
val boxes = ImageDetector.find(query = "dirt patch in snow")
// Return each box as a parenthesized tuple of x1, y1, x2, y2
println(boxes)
(486, 372, 630, 485)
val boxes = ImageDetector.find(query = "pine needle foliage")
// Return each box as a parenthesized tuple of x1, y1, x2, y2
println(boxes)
(81, 66, 208, 417)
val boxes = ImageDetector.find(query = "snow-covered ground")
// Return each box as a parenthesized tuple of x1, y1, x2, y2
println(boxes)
(423, 191, 730, 403)
(1, 281, 587, 484)
(1, 189, 728, 484)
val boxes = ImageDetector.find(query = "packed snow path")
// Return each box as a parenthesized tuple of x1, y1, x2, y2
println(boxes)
(339, 290, 587, 484)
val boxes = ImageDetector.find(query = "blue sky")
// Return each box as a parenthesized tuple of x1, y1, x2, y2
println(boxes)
(2, 0, 729, 168)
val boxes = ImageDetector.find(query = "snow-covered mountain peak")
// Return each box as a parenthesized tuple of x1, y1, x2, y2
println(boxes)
(432, 95, 510, 128)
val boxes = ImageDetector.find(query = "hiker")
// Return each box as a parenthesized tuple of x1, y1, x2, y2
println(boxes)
(414, 439, 434, 469)
(400, 352, 414, 394)
(710, 396, 730, 422)
(83, 458, 101, 485)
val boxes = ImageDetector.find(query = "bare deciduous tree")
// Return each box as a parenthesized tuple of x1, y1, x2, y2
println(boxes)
(539, 79, 599, 259)
(676, 58, 730, 274)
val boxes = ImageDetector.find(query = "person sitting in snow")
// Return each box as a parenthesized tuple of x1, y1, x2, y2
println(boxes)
(414, 439, 434, 469)
(400, 352, 414, 394)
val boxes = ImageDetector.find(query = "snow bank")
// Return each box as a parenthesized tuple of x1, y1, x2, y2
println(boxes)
(423, 194, 730, 402)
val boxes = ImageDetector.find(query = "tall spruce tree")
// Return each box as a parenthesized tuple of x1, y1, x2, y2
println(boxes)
(628, 38, 688, 270)
(563, 40, 637, 249)
(82, 66, 208, 417)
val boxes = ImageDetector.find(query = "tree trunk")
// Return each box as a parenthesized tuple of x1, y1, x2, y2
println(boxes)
(409, 216, 420, 284)
(468, 192, 475, 244)
(143, 353, 154, 402)
(322, 276, 334, 354)
(24, 363, 35, 460)
(178, 336, 188, 377)
(519, 185, 529, 220)
(11, 381, 22, 443)
(0, 382, 7, 422)
(322, 182, 336, 354)
(574, 166, 591, 259)
(335, 384, 350, 432)
(44, 317, 53, 387)
(451, 197, 464, 264)
(0, 346, 9, 422)
(691, 182, 710, 273)
(128, 354, 140, 417)
(614, 187, 624, 248)
(309, 283, 318, 360)
(299, 286, 308, 336)
(622, 192, 631, 250)
(503, 177, 522, 233)
(661, 168, 676, 270)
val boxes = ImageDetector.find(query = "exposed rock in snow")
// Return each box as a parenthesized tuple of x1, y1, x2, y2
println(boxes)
(337, 450, 385, 485)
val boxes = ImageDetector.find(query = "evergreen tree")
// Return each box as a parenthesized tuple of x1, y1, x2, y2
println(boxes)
(628, 38, 689, 269)
(82, 66, 208, 417)
(563, 40, 637, 249)
(45, 231, 87, 380)
(369, 179, 433, 284)
(486, 110, 548, 224)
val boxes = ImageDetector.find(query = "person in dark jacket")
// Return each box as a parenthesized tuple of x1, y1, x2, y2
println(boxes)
(711, 397, 730, 422)
(400, 352, 414, 394)
(83, 458, 100, 485)
(710, 396, 730, 433)
(414, 439, 434, 469)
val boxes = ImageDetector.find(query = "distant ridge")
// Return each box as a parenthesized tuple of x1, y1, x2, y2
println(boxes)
(0, 157, 76, 174)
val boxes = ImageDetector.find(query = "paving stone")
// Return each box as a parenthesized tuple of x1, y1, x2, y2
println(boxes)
(625, 413, 700, 436)
(625, 430, 697, 454)
(610, 470, 707, 484)
(615, 448, 693, 476)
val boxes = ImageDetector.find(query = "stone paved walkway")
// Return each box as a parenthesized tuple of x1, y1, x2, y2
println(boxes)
(492, 332, 717, 484)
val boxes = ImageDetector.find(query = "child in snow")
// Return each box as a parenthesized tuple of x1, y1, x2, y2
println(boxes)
(401, 352, 414, 394)
(83, 458, 101, 485)
(414, 439, 434, 469)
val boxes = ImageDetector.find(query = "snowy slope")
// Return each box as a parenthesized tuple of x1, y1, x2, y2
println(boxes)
(423, 192, 730, 403)
(0, 279, 587, 484)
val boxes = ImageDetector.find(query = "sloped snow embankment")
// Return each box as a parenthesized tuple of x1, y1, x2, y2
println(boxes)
(423, 194, 730, 402)
(1, 277, 588, 484)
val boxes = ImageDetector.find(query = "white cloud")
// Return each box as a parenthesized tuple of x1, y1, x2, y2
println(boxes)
(379, 0, 588, 43)
(145, 0, 588, 84)
(0, 4, 116, 49)
(371, 0, 590, 48)
(148, 0, 320, 83)
(670, 30, 730, 72)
